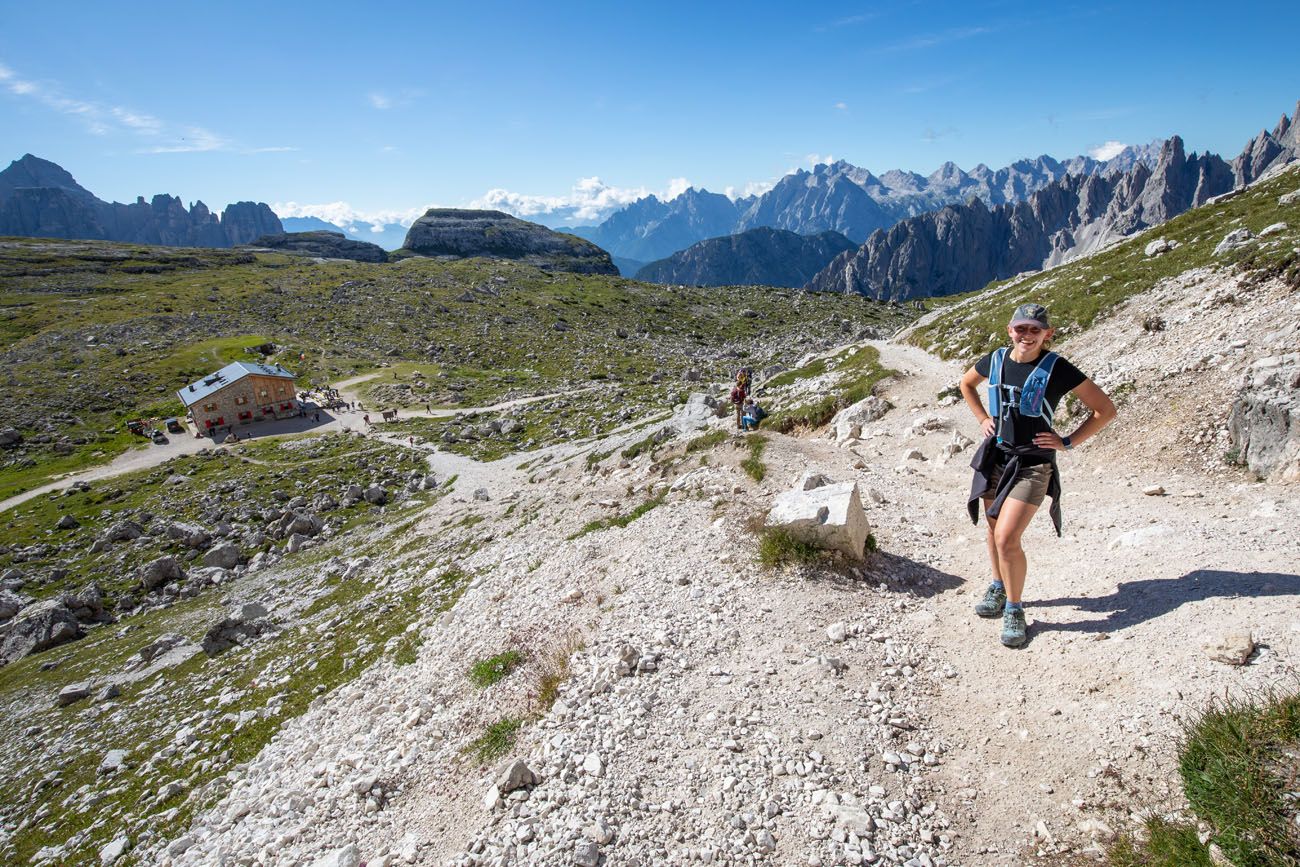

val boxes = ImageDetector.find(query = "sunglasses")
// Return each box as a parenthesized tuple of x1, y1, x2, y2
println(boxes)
(1012, 325, 1044, 335)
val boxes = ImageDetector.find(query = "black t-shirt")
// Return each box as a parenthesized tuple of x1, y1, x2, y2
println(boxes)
(974, 350, 1087, 460)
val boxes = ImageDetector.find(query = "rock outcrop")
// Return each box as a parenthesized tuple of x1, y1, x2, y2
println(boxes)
(807, 103, 1299, 301)
(1229, 353, 1300, 481)
(635, 227, 856, 287)
(0, 154, 283, 247)
(0, 598, 82, 665)
(401, 209, 617, 275)
(247, 231, 389, 263)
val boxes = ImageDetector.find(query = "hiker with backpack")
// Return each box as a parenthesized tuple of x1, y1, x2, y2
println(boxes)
(958, 304, 1116, 648)
(729, 368, 751, 430)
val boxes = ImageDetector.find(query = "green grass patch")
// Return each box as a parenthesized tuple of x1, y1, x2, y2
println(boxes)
(758, 527, 823, 568)
(468, 650, 524, 688)
(741, 434, 767, 482)
(765, 345, 894, 434)
(684, 429, 727, 454)
(465, 717, 523, 764)
(620, 430, 661, 460)
(567, 493, 666, 540)
(1177, 689, 1300, 866)
(1107, 817, 1213, 867)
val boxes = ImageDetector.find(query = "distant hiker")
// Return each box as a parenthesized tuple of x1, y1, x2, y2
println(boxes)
(730, 373, 749, 430)
(409, 436, 415, 447)
(363, 413, 371, 427)
(741, 398, 761, 431)
(313, 411, 320, 422)
(959, 303, 1116, 648)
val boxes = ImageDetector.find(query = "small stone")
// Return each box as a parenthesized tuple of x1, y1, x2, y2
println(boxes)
(99, 749, 128, 774)
(1204, 631, 1254, 665)
(826, 622, 847, 643)
(311, 844, 361, 867)
(57, 682, 92, 707)
(582, 753, 603, 776)
(1142, 485, 1166, 496)
(573, 841, 600, 867)
(496, 759, 539, 793)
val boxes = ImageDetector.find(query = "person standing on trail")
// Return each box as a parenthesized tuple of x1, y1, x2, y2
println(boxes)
(730, 369, 751, 430)
(958, 304, 1116, 648)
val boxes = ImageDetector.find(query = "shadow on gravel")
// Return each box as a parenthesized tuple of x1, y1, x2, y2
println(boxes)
(824, 551, 965, 599)
(1032, 569, 1300, 635)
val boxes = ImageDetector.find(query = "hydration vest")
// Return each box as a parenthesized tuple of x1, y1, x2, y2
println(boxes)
(987, 348, 1058, 444)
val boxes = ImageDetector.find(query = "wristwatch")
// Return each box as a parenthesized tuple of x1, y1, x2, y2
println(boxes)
(1061, 435, 1074, 450)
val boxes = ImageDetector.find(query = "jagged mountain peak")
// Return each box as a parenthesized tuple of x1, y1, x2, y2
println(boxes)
(806, 101, 1298, 302)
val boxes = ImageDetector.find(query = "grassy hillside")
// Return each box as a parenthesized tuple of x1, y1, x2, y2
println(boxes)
(0, 238, 913, 497)
(907, 165, 1300, 362)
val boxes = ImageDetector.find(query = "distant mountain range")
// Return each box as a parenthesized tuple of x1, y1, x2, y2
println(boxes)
(636, 228, 856, 288)
(806, 101, 1299, 301)
(572, 144, 1163, 263)
(0, 154, 281, 247)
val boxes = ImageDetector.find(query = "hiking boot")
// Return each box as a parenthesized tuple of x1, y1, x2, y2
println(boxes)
(1001, 608, 1028, 647)
(974, 583, 1006, 618)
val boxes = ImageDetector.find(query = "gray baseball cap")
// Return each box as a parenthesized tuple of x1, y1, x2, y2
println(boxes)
(1009, 303, 1050, 328)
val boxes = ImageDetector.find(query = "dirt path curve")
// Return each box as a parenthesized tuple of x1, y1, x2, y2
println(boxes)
(0, 378, 584, 515)
(332, 371, 596, 421)
(851, 339, 1300, 861)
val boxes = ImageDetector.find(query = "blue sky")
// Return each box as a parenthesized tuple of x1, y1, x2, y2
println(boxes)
(2, 1, 1297, 229)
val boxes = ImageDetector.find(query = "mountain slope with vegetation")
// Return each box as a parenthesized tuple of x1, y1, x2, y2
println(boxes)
(0, 237, 910, 498)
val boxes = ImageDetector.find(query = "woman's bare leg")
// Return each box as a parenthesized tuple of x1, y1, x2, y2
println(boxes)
(991, 498, 1039, 603)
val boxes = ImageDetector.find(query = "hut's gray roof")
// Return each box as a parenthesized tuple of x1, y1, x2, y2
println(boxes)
(178, 361, 296, 408)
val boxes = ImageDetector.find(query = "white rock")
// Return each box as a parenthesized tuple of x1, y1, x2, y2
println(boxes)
(99, 836, 130, 865)
(582, 753, 604, 776)
(826, 622, 847, 643)
(767, 481, 873, 560)
(312, 845, 361, 867)
(574, 841, 600, 867)
(1258, 221, 1288, 237)
(1204, 631, 1255, 665)
(1142, 485, 1166, 496)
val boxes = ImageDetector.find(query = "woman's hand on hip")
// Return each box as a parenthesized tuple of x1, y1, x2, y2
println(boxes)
(980, 417, 996, 438)
(1033, 431, 1065, 450)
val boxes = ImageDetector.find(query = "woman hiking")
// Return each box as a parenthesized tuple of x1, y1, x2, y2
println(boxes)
(958, 304, 1116, 648)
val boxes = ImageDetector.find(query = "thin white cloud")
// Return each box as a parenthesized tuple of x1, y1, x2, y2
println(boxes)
(271, 200, 430, 229)
(833, 101, 848, 111)
(1088, 140, 1128, 160)
(366, 88, 421, 111)
(805, 153, 837, 167)
(664, 177, 691, 199)
(875, 25, 993, 53)
(0, 59, 286, 155)
(814, 11, 881, 32)
(724, 179, 776, 199)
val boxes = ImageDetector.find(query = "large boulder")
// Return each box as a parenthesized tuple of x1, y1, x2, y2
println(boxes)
(62, 582, 108, 622)
(1229, 353, 1300, 481)
(766, 480, 873, 560)
(0, 588, 28, 621)
(103, 520, 143, 543)
(0, 427, 22, 448)
(164, 522, 210, 549)
(139, 556, 186, 591)
(400, 209, 618, 275)
(831, 395, 894, 443)
(202, 542, 243, 570)
(201, 601, 274, 657)
(0, 598, 82, 664)
(276, 510, 323, 539)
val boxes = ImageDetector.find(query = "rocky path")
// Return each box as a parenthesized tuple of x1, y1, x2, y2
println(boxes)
(151, 276, 1298, 867)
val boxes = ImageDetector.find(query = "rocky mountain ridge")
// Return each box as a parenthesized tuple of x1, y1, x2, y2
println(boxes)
(635, 227, 856, 287)
(0, 154, 282, 248)
(245, 230, 389, 263)
(808, 102, 1300, 300)
(575, 144, 1162, 262)
(400, 209, 618, 275)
